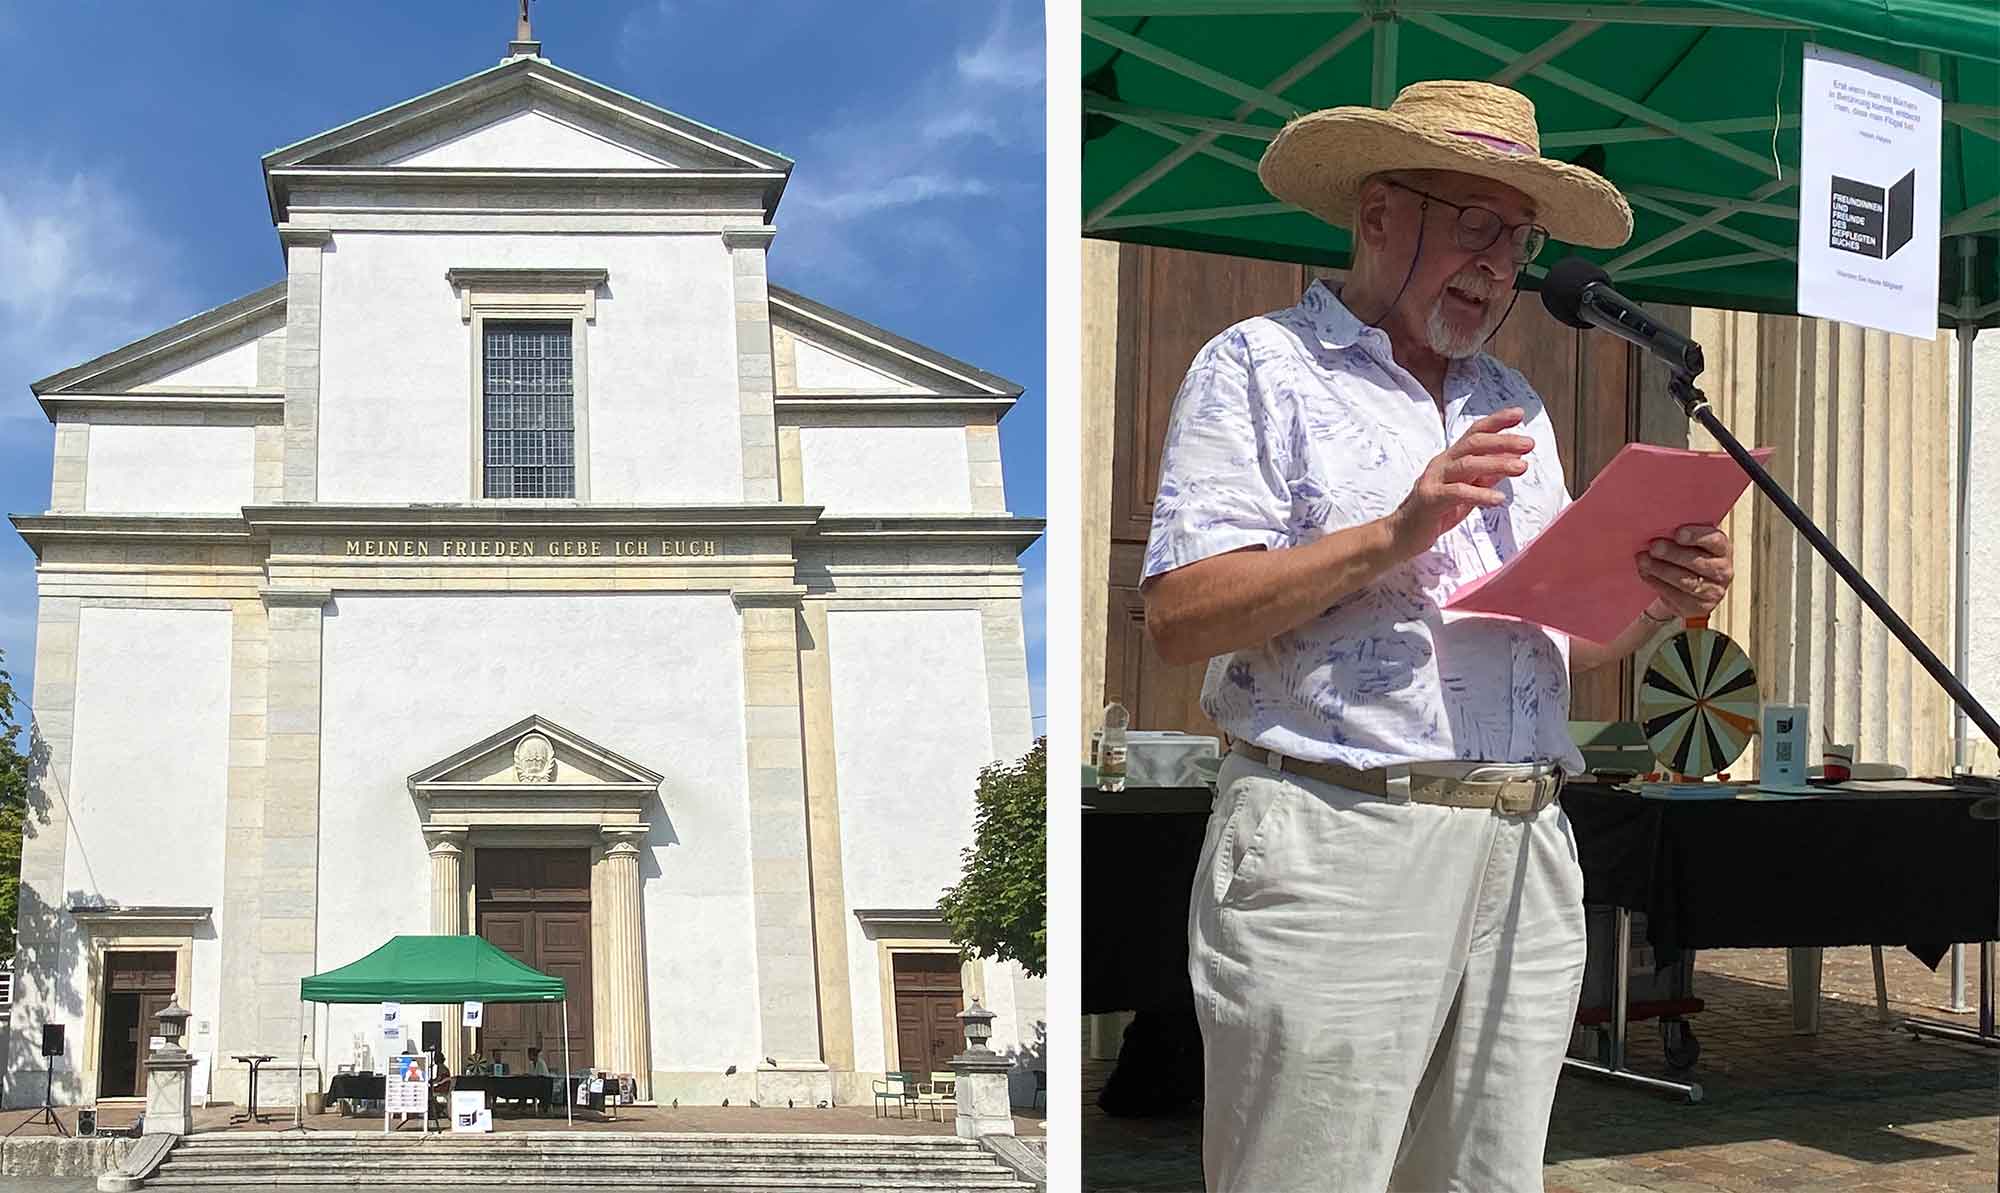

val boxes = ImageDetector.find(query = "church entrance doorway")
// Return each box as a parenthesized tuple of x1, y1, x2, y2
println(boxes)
(892, 953, 965, 1079)
(476, 848, 593, 1072)
(97, 951, 176, 1098)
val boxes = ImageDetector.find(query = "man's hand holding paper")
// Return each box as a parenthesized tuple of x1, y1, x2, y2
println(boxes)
(1442, 442, 1767, 643)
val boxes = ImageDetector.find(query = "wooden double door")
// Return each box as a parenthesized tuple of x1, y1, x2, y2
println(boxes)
(476, 848, 593, 1072)
(98, 951, 175, 1098)
(893, 954, 965, 1078)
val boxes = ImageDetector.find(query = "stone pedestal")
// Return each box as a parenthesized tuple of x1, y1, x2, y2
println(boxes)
(426, 827, 468, 1074)
(755, 1060, 833, 1108)
(144, 1052, 196, 1137)
(950, 1051, 1016, 1139)
(601, 826, 653, 1100)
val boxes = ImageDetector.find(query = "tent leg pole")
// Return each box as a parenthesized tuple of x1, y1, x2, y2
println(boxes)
(564, 1001, 572, 1129)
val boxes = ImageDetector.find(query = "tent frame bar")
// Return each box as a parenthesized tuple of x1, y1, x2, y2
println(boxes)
(1085, 1, 1808, 28)
(1086, 18, 1368, 229)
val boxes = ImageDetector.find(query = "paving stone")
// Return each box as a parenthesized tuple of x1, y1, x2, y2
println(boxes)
(1082, 947, 1997, 1191)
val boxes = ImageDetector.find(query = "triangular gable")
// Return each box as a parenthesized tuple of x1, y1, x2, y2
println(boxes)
(381, 105, 673, 170)
(266, 56, 789, 176)
(771, 285, 1024, 399)
(31, 283, 287, 397)
(406, 713, 663, 790)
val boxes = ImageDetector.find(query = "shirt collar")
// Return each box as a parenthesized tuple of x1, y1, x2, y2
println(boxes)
(1299, 279, 1391, 355)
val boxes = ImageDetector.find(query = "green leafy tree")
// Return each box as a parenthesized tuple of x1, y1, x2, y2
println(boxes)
(0, 649, 25, 960)
(939, 738, 1046, 979)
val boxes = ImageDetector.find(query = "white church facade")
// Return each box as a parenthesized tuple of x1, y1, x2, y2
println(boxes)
(5, 34, 1043, 1113)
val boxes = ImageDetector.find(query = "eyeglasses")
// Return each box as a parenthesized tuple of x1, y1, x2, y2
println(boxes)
(1387, 181, 1549, 265)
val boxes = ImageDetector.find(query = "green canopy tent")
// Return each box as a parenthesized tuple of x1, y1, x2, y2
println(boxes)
(298, 935, 573, 1129)
(1083, 0, 2000, 1062)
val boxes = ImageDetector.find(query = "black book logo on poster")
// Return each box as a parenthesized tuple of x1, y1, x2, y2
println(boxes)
(1829, 169, 1916, 259)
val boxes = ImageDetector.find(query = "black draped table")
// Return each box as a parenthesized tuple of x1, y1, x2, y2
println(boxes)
(324, 1072, 568, 1114)
(1083, 779, 2000, 1105)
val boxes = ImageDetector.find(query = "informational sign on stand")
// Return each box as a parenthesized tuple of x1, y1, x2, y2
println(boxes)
(380, 1002, 403, 1047)
(386, 1053, 429, 1115)
(451, 1090, 491, 1133)
(461, 1002, 483, 1028)
(1797, 44, 1942, 340)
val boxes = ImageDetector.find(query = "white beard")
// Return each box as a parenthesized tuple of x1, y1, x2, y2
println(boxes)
(1424, 281, 1508, 358)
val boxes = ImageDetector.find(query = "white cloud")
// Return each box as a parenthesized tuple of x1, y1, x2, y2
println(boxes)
(773, 2, 1043, 287)
(955, 12, 1044, 91)
(0, 161, 188, 422)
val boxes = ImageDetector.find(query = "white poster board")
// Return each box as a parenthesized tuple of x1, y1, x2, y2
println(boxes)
(451, 1089, 491, 1133)
(385, 1053, 429, 1115)
(1797, 44, 1942, 340)
(461, 1002, 483, 1029)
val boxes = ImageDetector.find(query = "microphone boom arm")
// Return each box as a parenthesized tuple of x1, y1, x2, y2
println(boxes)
(1665, 369, 2000, 753)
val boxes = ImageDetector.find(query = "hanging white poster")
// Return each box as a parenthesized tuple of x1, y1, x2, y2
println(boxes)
(381, 1002, 401, 1031)
(1797, 44, 1942, 340)
(461, 1002, 483, 1029)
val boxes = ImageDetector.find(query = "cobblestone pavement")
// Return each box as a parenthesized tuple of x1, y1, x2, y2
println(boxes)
(1084, 947, 1998, 1191)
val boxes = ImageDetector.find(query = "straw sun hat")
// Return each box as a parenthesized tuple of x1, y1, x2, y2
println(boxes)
(1259, 80, 1633, 249)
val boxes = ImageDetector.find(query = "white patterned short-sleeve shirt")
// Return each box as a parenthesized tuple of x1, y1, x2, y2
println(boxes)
(1143, 281, 1586, 773)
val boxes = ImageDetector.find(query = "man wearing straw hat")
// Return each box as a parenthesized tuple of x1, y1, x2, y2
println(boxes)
(1141, 80, 1735, 1192)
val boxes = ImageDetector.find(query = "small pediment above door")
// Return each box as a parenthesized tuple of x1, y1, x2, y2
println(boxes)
(407, 714, 661, 830)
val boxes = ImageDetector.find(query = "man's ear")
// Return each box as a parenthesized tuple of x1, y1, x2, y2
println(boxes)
(1353, 178, 1393, 256)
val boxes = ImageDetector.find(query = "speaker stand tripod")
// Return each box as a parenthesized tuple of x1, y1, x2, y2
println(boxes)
(5, 1066, 70, 1137)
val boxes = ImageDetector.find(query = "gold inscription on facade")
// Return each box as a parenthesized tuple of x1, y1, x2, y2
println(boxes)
(342, 538, 720, 559)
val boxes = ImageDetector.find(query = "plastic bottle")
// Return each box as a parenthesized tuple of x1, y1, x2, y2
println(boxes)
(1098, 702, 1130, 792)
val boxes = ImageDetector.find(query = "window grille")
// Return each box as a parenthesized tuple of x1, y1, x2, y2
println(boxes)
(482, 321, 575, 498)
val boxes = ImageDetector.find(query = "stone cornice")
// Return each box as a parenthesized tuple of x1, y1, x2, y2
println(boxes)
(276, 226, 334, 248)
(10, 514, 254, 556)
(853, 907, 947, 937)
(262, 588, 334, 608)
(720, 227, 778, 250)
(445, 267, 608, 291)
(730, 587, 808, 609)
(242, 503, 826, 537)
(268, 166, 785, 218)
(773, 396, 1016, 416)
(69, 905, 212, 931)
(805, 515, 1046, 553)
(37, 393, 286, 423)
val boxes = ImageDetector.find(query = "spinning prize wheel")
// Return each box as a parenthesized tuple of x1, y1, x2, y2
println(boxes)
(1639, 625, 1759, 778)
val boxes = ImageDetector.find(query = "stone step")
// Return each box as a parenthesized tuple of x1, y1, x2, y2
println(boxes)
(145, 1176, 1034, 1190)
(170, 1142, 985, 1158)
(158, 1157, 1009, 1176)
(175, 1132, 980, 1147)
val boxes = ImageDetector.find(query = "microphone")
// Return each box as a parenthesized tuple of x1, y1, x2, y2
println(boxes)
(1541, 257, 1704, 377)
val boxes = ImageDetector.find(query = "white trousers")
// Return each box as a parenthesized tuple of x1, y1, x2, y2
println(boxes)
(1190, 751, 1588, 1193)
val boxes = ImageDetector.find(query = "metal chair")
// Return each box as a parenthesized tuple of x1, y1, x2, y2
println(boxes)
(916, 1072, 957, 1122)
(871, 1071, 912, 1118)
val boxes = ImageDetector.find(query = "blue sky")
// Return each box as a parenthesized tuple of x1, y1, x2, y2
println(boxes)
(0, 0, 1047, 736)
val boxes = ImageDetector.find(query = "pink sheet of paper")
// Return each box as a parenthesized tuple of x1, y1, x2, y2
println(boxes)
(1443, 442, 1773, 643)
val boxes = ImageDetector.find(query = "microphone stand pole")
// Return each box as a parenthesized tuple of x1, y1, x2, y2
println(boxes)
(1664, 367, 1998, 1051)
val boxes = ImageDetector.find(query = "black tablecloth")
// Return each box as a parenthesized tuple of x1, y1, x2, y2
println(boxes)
(1561, 782, 1999, 967)
(1083, 781, 2000, 1013)
(454, 1074, 559, 1106)
(324, 1073, 384, 1102)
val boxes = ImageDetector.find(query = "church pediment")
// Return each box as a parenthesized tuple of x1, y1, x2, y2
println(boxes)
(407, 714, 661, 829)
(771, 287, 1024, 399)
(265, 57, 789, 178)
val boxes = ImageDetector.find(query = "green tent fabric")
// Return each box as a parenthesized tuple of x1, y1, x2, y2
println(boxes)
(300, 934, 565, 1004)
(1083, 0, 2000, 326)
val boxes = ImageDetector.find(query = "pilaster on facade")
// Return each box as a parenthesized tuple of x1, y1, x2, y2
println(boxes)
(4, 597, 83, 1102)
(732, 587, 831, 1101)
(279, 228, 329, 503)
(255, 584, 329, 1069)
(725, 227, 781, 504)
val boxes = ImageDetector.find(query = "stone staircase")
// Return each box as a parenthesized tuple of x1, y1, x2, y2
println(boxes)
(141, 1131, 1039, 1189)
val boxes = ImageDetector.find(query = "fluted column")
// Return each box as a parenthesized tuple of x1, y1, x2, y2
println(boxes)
(600, 826, 652, 1100)
(426, 827, 467, 1074)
